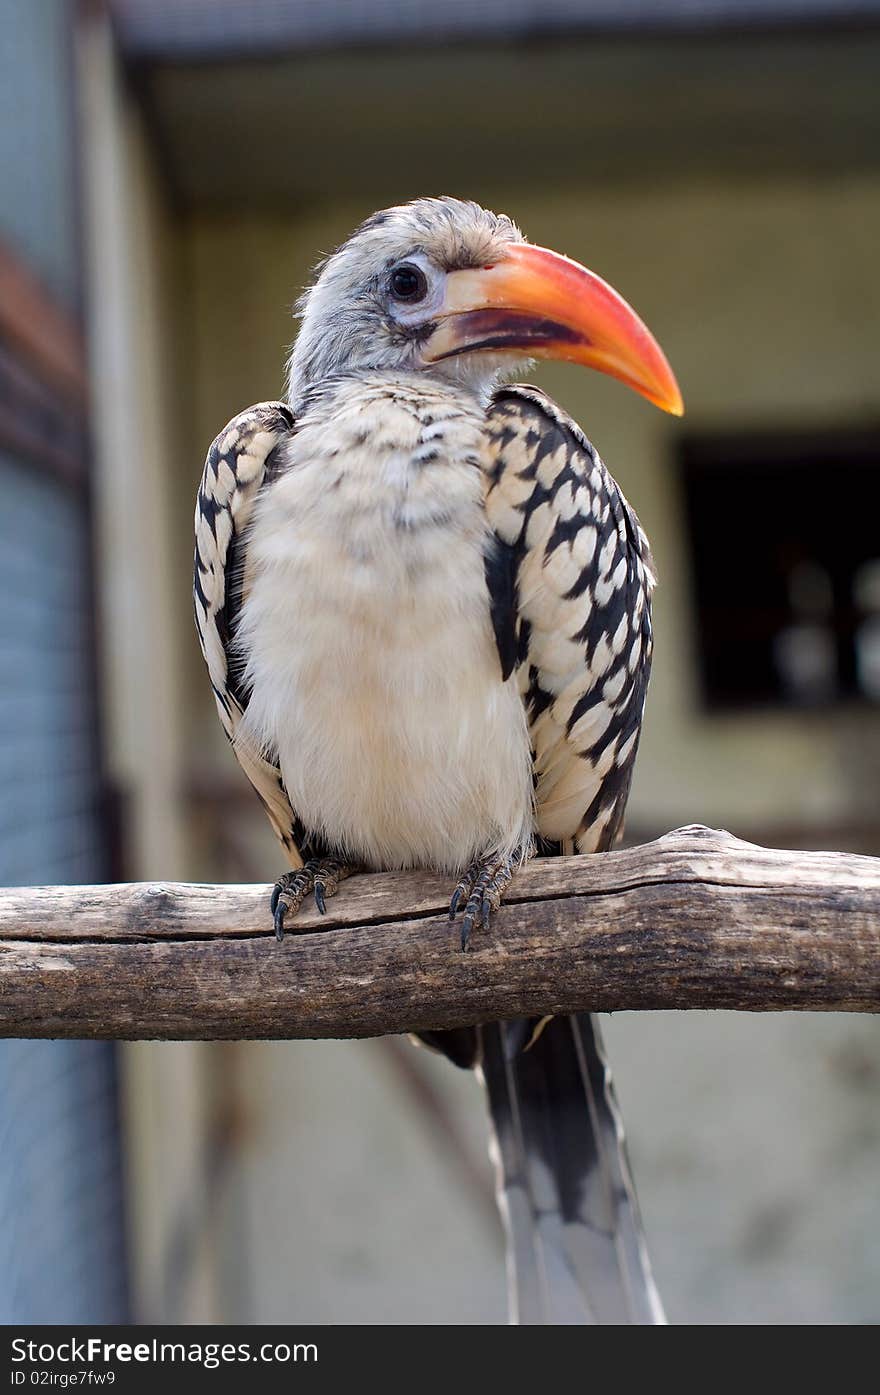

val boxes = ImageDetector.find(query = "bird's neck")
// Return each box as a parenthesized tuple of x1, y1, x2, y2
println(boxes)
(288, 366, 498, 418)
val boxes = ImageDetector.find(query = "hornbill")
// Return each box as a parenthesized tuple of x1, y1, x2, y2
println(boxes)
(194, 198, 682, 1325)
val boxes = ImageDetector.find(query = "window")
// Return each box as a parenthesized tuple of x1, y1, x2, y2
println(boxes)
(680, 428, 880, 711)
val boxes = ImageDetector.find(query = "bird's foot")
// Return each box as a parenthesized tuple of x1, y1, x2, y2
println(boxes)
(270, 858, 356, 941)
(448, 853, 516, 952)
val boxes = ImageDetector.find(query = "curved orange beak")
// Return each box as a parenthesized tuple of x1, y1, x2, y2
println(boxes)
(422, 242, 683, 416)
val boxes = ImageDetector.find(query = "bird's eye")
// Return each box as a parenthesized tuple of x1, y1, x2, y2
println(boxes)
(389, 263, 428, 303)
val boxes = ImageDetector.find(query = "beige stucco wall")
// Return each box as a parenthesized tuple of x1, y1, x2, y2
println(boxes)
(78, 17, 220, 1324)
(79, 21, 192, 882)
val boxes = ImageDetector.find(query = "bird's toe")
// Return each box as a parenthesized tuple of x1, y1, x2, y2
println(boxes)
(271, 858, 357, 937)
(449, 854, 516, 951)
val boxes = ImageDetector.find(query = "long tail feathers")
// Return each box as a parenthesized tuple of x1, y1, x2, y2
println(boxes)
(478, 1012, 665, 1325)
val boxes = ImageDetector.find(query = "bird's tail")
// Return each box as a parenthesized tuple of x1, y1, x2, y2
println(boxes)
(478, 1012, 665, 1325)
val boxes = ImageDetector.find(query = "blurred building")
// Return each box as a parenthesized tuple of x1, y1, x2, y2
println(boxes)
(1, 0, 879, 1323)
(0, 0, 128, 1322)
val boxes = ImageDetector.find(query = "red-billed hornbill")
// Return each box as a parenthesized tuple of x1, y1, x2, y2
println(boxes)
(194, 198, 682, 1325)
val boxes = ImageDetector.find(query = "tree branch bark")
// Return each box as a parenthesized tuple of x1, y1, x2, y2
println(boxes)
(1, 825, 877, 1040)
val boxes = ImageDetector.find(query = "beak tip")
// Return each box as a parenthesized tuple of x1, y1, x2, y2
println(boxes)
(639, 383, 683, 416)
(656, 376, 684, 418)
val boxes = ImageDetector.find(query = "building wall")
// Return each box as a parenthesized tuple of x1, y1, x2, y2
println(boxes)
(77, 15, 218, 1323)
(0, 0, 127, 1325)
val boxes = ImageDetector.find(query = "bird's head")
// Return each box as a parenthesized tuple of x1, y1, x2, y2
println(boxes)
(288, 196, 682, 416)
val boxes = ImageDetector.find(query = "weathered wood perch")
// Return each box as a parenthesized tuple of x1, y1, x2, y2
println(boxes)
(0, 826, 877, 1040)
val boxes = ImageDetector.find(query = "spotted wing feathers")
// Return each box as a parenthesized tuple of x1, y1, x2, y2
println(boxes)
(484, 385, 655, 854)
(193, 402, 305, 867)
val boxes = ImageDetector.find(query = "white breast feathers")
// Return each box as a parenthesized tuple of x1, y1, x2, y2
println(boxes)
(235, 376, 535, 873)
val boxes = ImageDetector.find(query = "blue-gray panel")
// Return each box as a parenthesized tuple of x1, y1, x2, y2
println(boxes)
(0, 1, 78, 308)
(0, 453, 102, 885)
(0, 451, 128, 1323)
(0, 1041, 127, 1324)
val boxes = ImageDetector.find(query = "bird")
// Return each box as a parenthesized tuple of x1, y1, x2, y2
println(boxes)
(193, 197, 683, 1325)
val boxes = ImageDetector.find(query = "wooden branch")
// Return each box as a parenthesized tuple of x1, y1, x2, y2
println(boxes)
(1, 826, 878, 1041)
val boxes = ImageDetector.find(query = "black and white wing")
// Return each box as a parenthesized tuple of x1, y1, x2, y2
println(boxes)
(193, 401, 305, 868)
(478, 385, 663, 1324)
(483, 384, 655, 855)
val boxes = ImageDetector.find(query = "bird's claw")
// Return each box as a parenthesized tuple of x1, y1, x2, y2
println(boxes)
(448, 855, 516, 952)
(270, 858, 355, 940)
(313, 879, 327, 916)
(272, 866, 314, 940)
(448, 884, 465, 920)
